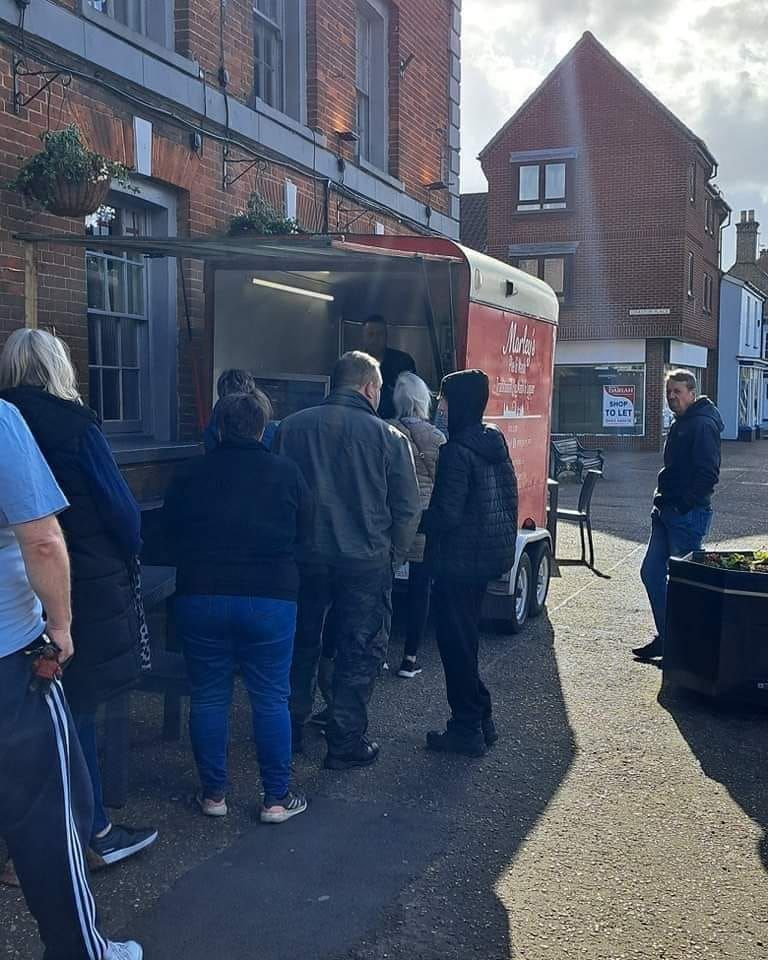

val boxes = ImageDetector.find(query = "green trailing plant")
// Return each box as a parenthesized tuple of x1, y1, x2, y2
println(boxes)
(228, 192, 300, 237)
(702, 550, 768, 573)
(10, 125, 134, 212)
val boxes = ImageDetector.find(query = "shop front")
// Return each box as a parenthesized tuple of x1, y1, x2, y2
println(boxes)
(552, 339, 647, 441)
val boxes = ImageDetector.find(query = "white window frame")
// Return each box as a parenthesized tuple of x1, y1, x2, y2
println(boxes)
(85, 182, 178, 442)
(83, 0, 173, 49)
(356, 0, 389, 172)
(252, 0, 306, 122)
(687, 251, 695, 301)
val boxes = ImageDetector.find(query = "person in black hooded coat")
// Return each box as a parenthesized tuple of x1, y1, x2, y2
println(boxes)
(0, 329, 157, 869)
(422, 369, 518, 757)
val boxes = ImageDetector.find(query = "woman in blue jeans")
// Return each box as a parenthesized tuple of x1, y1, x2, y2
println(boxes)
(165, 390, 311, 822)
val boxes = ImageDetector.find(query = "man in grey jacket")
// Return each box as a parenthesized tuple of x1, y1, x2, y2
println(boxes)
(274, 352, 420, 769)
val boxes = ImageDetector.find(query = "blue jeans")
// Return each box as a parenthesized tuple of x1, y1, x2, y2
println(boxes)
(176, 595, 296, 799)
(73, 712, 110, 838)
(640, 505, 712, 643)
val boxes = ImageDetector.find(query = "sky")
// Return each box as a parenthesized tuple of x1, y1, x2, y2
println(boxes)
(459, 0, 768, 268)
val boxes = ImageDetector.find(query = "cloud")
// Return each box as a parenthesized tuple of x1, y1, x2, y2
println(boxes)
(460, 0, 768, 265)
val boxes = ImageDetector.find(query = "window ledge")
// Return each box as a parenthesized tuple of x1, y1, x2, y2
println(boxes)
(111, 440, 203, 466)
(357, 156, 405, 192)
(252, 97, 326, 146)
(80, 3, 200, 78)
(512, 208, 575, 217)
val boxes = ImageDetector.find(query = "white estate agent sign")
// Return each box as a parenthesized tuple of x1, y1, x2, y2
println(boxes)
(602, 384, 636, 427)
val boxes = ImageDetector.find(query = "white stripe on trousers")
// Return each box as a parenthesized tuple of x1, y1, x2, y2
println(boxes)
(45, 680, 108, 960)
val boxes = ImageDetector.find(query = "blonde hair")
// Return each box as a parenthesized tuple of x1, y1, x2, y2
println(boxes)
(0, 328, 82, 402)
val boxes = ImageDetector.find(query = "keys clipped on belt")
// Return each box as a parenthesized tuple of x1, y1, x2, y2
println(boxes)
(24, 635, 63, 692)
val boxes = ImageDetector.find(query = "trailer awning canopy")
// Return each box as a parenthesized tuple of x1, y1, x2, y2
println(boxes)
(13, 232, 463, 271)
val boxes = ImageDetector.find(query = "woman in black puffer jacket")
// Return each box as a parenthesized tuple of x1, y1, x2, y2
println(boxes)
(422, 369, 518, 758)
(0, 329, 157, 868)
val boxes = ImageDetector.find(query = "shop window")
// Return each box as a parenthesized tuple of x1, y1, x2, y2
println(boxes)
(513, 254, 573, 303)
(85, 0, 173, 47)
(553, 364, 645, 437)
(85, 190, 176, 440)
(253, 0, 305, 121)
(356, 0, 389, 170)
(516, 161, 568, 211)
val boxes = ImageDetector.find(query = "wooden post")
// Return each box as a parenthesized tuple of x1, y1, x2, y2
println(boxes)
(24, 244, 38, 329)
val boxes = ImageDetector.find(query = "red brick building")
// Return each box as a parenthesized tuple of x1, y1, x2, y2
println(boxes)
(0, 0, 461, 496)
(475, 32, 730, 450)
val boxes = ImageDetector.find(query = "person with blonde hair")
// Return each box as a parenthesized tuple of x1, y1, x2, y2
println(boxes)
(388, 372, 445, 678)
(0, 328, 157, 869)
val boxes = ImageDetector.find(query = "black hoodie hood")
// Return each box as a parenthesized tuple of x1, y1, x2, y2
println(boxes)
(441, 369, 489, 436)
(677, 396, 725, 433)
(452, 422, 510, 464)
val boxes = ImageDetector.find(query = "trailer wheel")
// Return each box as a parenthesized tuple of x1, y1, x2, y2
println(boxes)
(529, 542, 552, 618)
(509, 552, 532, 633)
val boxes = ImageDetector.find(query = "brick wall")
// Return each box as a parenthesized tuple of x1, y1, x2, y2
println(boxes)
(480, 33, 722, 450)
(0, 0, 455, 496)
(481, 38, 720, 349)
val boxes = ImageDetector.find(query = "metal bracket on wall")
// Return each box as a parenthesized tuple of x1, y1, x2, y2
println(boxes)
(12, 56, 72, 114)
(222, 143, 267, 190)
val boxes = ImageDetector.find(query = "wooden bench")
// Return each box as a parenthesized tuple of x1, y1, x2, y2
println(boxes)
(550, 435, 604, 482)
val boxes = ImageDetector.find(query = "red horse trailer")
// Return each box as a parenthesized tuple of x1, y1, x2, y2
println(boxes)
(17, 231, 559, 628)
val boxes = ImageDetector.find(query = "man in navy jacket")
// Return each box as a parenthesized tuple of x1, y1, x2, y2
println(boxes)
(633, 369, 724, 662)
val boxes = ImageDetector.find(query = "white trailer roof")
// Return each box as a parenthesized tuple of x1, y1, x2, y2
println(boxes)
(458, 244, 559, 325)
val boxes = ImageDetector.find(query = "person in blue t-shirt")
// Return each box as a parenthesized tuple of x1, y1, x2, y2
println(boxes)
(0, 399, 142, 960)
(0, 328, 157, 870)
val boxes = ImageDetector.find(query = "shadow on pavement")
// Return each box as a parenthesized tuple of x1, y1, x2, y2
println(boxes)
(658, 685, 768, 871)
(120, 613, 575, 960)
(361, 611, 576, 960)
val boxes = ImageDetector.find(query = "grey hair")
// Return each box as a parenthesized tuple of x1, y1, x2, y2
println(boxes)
(666, 368, 698, 392)
(332, 351, 382, 390)
(0, 328, 81, 402)
(393, 371, 432, 421)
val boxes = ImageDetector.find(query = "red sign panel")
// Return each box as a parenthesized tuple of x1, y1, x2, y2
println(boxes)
(464, 304, 555, 528)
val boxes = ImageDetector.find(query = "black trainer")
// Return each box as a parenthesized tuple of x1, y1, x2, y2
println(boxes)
(260, 790, 308, 824)
(308, 707, 331, 728)
(632, 636, 663, 660)
(90, 824, 158, 866)
(397, 657, 422, 679)
(324, 738, 380, 770)
(426, 729, 487, 758)
(482, 716, 499, 747)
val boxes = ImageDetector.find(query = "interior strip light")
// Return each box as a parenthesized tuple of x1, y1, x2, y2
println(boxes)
(251, 277, 334, 302)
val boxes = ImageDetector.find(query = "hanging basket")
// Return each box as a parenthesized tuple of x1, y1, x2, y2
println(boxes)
(42, 176, 112, 218)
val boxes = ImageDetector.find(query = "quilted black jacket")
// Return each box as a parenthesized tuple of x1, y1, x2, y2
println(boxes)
(422, 423, 518, 582)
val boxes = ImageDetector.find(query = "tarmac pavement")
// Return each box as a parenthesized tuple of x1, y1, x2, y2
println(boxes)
(1, 441, 767, 959)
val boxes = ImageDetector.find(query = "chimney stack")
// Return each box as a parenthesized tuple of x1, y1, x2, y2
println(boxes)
(736, 208, 760, 264)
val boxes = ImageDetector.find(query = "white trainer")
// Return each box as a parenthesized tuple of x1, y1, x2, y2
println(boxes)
(104, 942, 143, 960)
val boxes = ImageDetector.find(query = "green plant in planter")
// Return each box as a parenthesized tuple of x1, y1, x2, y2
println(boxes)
(228, 192, 300, 236)
(11, 125, 135, 217)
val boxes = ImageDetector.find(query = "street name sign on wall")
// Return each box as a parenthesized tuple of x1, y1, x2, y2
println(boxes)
(603, 384, 636, 427)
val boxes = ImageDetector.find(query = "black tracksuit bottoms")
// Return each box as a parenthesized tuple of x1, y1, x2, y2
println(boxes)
(433, 579, 492, 734)
(0, 648, 109, 960)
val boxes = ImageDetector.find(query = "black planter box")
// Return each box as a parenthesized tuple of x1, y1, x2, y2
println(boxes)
(664, 551, 768, 706)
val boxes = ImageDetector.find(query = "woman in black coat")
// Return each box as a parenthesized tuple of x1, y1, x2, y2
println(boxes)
(0, 329, 157, 867)
(422, 369, 518, 758)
